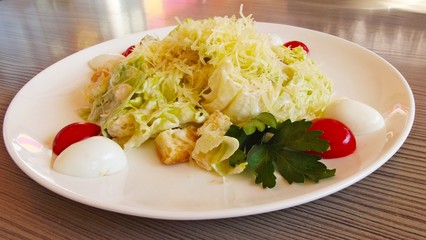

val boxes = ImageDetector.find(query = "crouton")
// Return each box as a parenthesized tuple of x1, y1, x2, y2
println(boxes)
(197, 110, 232, 136)
(154, 126, 198, 165)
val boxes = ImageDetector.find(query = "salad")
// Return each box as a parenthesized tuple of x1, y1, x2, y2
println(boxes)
(52, 13, 386, 188)
(81, 14, 333, 149)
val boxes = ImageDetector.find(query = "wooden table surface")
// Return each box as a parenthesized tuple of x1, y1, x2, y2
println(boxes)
(1, 0, 425, 239)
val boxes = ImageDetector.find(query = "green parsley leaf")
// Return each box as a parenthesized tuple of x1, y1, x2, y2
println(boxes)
(247, 145, 276, 188)
(255, 112, 277, 128)
(226, 125, 248, 146)
(273, 149, 335, 184)
(228, 149, 247, 167)
(242, 112, 277, 135)
(225, 112, 335, 188)
(269, 119, 329, 152)
(243, 119, 265, 135)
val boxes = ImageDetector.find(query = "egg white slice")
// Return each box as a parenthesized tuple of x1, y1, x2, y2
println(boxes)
(53, 136, 127, 178)
(323, 98, 385, 136)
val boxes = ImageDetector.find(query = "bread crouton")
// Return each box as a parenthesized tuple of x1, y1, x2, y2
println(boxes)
(197, 110, 232, 136)
(154, 126, 198, 165)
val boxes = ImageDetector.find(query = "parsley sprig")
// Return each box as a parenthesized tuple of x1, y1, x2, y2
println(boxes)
(226, 112, 336, 188)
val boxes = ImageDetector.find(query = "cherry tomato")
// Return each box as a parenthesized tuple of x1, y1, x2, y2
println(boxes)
(122, 45, 135, 57)
(52, 122, 101, 155)
(283, 40, 309, 53)
(309, 118, 356, 159)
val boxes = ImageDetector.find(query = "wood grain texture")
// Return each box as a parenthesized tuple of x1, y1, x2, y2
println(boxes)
(1, 0, 425, 239)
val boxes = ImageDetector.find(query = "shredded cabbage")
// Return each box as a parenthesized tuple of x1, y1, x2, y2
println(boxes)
(82, 15, 333, 149)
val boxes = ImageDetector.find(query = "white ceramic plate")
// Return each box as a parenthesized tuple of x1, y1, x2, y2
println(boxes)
(3, 23, 415, 220)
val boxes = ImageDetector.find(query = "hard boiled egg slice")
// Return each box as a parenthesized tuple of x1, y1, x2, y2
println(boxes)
(323, 98, 385, 136)
(53, 136, 127, 178)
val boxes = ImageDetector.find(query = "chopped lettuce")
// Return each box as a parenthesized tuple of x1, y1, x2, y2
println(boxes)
(191, 134, 243, 175)
(191, 111, 246, 176)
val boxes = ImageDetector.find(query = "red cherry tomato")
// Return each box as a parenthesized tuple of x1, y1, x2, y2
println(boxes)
(122, 45, 135, 57)
(309, 118, 356, 159)
(52, 122, 101, 155)
(283, 40, 309, 53)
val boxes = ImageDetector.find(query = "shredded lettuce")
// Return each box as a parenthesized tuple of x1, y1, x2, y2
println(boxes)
(82, 15, 333, 149)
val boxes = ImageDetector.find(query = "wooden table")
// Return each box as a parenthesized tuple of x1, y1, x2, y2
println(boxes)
(1, 0, 425, 239)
